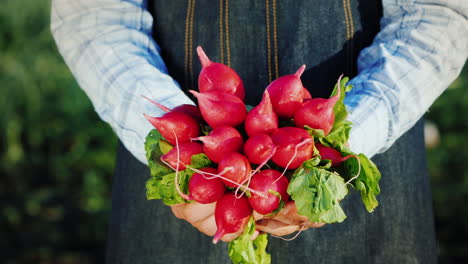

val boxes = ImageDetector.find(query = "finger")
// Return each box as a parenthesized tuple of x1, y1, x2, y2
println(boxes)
(273, 201, 318, 226)
(252, 210, 265, 221)
(221, 229, 244, 243)
(250, 229, 260, 241)
(193, 216, 245, 243)
(170, 204, 186, 219)
(182, 202, 216, 222)
(304, 222, 326, 228)
(193, 215, 217, 237)
(255, 219, 301, 237)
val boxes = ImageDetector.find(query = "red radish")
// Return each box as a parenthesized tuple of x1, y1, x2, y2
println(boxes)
(190, 90, 247, 128)
(271, 127, 314, 169)
(172, 104, 203, 122)
(294, 76, 342, 135)
(141, 95, 203, 122)
(161, 142, 204, 171)
(213, 193, 252, 244)
(266, 65, 307, 118)
(315, 143, 355, 167)
(248, 169, 289, 215)
(192, 126, 243, 163)
(244, 91, 279, 137)
(144, 111, 200, 145)
(197, 46, 245, 101)
(188, 168, 226, 204)
(217, 153, 252, 188)
(303, 88, 312, 101)
(243, 134, 276, 165)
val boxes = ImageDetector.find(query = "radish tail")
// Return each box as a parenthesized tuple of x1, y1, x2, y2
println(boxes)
(196, 46, 212, 68)
(329, 74, 344, 103)
(212, 228, 225, 244)
(271, 224, 306, 241)
(273, 138, 313, 184)
(141, 95, 171, 112)
(294, 64, 306, 77)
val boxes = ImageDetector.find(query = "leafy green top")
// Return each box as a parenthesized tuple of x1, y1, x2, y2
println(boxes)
(144, 129, 212, 205)
(228, 217, 271, 264)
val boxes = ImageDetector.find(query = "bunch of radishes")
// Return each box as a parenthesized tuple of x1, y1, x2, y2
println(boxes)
(143, 46, 351, 244)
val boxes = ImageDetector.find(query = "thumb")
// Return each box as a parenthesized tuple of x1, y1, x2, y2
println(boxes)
(252, 210, 264, 221)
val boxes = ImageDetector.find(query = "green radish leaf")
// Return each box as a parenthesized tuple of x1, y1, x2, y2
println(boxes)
(344, 154, 381, 212)
(322, 120, 352, 147)
(330, 76, 352, 129)
(145, 129, 163, 161)
(304, 125, 325, 139)
(188, 153, 212, 169)
(228, 217, 271, 264)
(159, 140, 173, 154)
(144, 130, 213, 205)
(145, 169, 192, 205)
(288, 165, 348, 223)
(302, 154, 321, 168)
(145, 129, 173, 178)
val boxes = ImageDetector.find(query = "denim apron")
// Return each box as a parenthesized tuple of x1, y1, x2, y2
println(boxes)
(106, 1, 437, 263)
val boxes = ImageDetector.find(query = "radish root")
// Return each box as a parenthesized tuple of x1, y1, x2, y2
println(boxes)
(271, 224, 307, 241)
(345, 155, 361, 186)
(273, 138, 313, 184)
(235, 146, 278, 199)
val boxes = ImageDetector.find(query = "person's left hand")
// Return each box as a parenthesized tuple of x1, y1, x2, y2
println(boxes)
(254, 201, 325, 237)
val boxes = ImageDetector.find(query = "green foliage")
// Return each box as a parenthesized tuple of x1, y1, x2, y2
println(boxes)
(425, 64, 468, 263)
(228, 217, 271, 264)
(0, 0, 466, 263)
(288, 165, 348, 223)
(0, 0, 116, 263)
(144, 129, 213, 205)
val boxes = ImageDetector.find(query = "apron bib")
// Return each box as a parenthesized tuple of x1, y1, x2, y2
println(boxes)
(106, 1, 437, 263)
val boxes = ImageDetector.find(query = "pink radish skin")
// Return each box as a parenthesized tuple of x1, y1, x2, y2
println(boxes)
(294, 76, 342, 136)
(217, 153, 252, 188)
(271, 127, 314, 169)
(172, 104, 203, 122)
(213, 193, 252, 244)
(244, 91, 279, 137)
(144, 112, 200, 145)
(315, 143, 354, 167)
(243, 134, 276, 165)
(197, 46, 245, 101)
(161, 142, 204, 171)
(248, 169, 289, 215)
(303, 88, 312, 101)
(141, 95, 203, 122)
(266, 65, 307, 118)
(188, 168, 226, 204)
(192, 126, 243, 163)
(190, 90, 247, 128)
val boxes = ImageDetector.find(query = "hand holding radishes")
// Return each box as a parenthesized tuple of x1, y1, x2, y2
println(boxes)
(171, 201, 253, 242)
(143, 46, 382, 264)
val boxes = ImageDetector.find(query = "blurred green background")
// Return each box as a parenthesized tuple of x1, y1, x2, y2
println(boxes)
(0, 0, 466, 263)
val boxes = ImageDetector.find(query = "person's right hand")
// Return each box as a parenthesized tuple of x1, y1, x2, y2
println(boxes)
(255, 201, 325, 237)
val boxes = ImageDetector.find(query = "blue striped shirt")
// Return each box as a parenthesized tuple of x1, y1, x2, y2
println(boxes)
(51, 0, 468, 164)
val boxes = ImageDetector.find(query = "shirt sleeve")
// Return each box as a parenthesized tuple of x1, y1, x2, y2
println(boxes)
(345, 0, 468, 157)
(50, 0, 194, 165)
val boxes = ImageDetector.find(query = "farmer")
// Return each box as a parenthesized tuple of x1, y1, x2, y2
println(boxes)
(51, 0, 468, 263)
